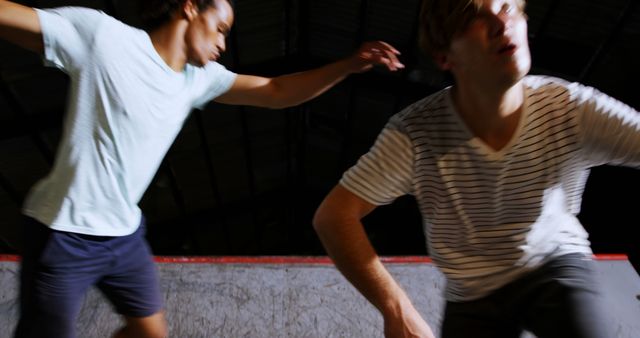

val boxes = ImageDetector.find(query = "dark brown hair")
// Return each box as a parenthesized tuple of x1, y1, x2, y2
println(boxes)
(140, 0, 225, 30)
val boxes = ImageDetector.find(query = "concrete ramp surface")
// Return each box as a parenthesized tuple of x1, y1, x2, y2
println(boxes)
(1, 255, 639, 337)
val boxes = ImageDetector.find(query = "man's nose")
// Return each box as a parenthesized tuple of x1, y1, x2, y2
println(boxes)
(489, 11, 510, 37)
(217, 37, 226, 53)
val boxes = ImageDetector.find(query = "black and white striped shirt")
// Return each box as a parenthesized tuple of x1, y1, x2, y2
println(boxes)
(340, 75, 640, 301)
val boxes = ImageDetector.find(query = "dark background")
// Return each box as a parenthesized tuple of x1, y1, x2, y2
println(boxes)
(0, 0, 638, 272)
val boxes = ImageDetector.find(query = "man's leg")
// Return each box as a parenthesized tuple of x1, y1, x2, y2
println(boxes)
(440, 297, 522, 338)
(14, 218, 103, 338)
(113, 312, 167, 338)
(521, 254, 614, 338)
(98, 219, 167, 338)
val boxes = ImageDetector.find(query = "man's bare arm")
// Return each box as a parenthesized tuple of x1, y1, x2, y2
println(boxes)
(313, 184, 435, 338)
(215, 41, 403, 109)
(0, 0, 43, 53)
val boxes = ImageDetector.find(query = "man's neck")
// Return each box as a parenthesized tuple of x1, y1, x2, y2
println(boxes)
(148, 20, 189, 72)
(451, 79, 525, 151)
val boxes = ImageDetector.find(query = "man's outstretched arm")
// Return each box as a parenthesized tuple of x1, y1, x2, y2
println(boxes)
(0, 0, 43, 53)
(313, 184, 435, 338)
(215, 41, 404, 109)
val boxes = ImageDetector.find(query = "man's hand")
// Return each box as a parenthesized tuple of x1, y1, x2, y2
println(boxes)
(347, 41, 405, 73)
(383, 302, 436, 338)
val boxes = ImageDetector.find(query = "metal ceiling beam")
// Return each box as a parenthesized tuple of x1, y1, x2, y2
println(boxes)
(21, 0, 37, 6)
(297, 0, 311, 58)
(283, 105, 305, 250)
(238, 106, 262, 252)
(284, 0, 295, 55)
(193, 110, 233, 252)
(393, 2, 423, 114)
(339, 0, 371, 169)
(103, 0, 119, 17)
(0, 170, 23, 206)
(530, 0, 561, 40)
(356, 0, 371, 45)
(194, 111, 224, 206)
(579, 0, 637, 82)
(282, 0, 305, 246)
(229, 19, 261, 253)
(159, 159, 201, 253)
(0, 78, 54, 165)
(0, 112, 61, 141)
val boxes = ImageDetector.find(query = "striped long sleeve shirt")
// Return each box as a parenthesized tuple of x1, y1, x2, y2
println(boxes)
(340, 75, 640, 301)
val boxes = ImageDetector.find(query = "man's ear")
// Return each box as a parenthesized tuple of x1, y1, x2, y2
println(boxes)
(182, 0, 199, 21)
(434, 51, 452, 71)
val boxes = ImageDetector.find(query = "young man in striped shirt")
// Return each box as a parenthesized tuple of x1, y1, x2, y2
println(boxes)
(314, 0, 639, 337)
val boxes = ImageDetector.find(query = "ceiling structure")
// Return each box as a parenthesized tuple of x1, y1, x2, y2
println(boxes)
(0, 0, 639, 268)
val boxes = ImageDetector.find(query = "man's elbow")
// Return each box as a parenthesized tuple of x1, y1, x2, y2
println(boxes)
(262, 80, 302, 109)
(264, 95, 295, 110)
(312, 209, 328, 234)
(263, 99, 290, 110)
(312, 205, 342, 237)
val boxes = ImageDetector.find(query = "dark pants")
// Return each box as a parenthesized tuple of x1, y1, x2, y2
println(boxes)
(14, 217, 163, 338)
(441, 254, 614, 338)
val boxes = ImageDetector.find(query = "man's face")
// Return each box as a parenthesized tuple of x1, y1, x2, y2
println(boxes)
(440, 0, 531, 88)
(185, 0, 234, 67)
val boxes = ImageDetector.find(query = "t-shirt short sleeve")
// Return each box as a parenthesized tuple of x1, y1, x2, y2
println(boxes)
(340, 122, 414, 206)
(35, 7, 106, 72)
(191, 61, 238, 110)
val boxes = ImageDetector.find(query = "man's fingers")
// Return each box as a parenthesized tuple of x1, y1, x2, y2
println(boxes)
(361, 42, 404, 68)
(365, 41, 400, 55)
(355, 41, 404, 71)
(377, 41, 401, 55)
(383, 49, 404, 68)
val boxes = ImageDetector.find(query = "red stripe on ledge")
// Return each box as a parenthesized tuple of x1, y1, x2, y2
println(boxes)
(152, 256, 432, 264)
(0, 254, 629, 263)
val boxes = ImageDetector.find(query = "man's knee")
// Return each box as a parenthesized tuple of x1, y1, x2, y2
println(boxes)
(114, 311, 167, 338)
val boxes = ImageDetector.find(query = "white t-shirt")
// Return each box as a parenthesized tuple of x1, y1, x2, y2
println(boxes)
(22, 7, 237, 236)
(341, 75, 640, 301)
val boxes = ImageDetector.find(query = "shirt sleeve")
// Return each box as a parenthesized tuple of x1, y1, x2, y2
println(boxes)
(572, 82, 640, 168)
(340, 120, 414, 206)
(192, 61, 238, 110)
(35, 7, 106, 73)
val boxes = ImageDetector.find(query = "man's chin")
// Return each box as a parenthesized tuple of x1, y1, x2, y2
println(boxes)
(495, 69, 528, 89)
(505, 63, 531, 83)
(516, 66, 531, 82)
(188, 59, 208, 68)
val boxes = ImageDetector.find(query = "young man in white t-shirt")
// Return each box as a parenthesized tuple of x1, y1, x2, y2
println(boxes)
(0, 0, 404, 337)
(313, 0, 639, 337)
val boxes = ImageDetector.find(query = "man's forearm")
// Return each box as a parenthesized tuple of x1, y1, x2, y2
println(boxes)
(314, 216, 413, 315)
(268, 40, 402, 109)
(267, 58, 355, 109)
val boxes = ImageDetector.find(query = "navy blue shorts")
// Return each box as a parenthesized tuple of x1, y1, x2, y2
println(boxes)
(14, 216, 163, 338)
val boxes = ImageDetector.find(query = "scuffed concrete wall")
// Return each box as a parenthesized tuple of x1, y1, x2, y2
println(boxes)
(1, 259, 638, 337)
